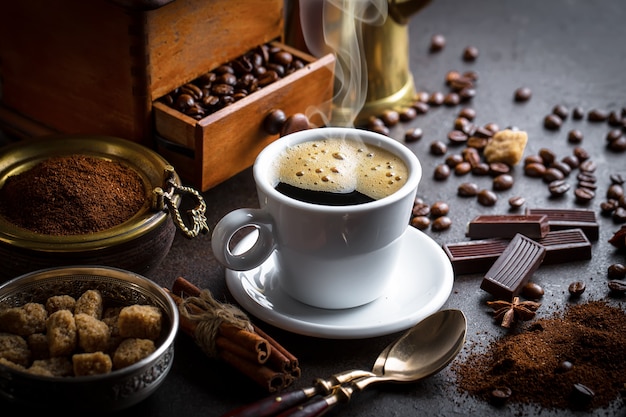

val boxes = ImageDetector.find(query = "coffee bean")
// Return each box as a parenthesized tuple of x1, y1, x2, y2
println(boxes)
(577, 172, 596, 183)
(471, 162, 490, 176)
(608, 136, 626, 152)
(454, 161, 472, 176)
(556, 360, 574, 373)
(544, 114, 563, 130)
(578, 181, 597, 191)
(570, 383, 595, 407)
(539, 148, 556, 165)
(369, 124, 390, 136)
(489, 162, 510, 176)
(380, 109, 400, 126)
(462, 147, 481, 166)
(574, 187, 595, 203)
(490, 387, 512, 406)
(607, 263, 626, 279)
(281, 113, 310, 136)
(551, 161, 572, 176)
(600, 200, 619, 216)
(552, 104, 569, 120)
(399, 107, 417, 121)
(430, 34, 446, 52)
(445, 154, 464, 167)
(573, 147, 590, 161)
(568, 281, 586, 297)
(430, 140, 447, 155)
(493, 174, 514, 191)
(579, 160, 597, 173)
(263, 109, 287, 134)
(462, 46, 479, 61)
(543, 167, 565, 183)
(431, 216, 452, 231)
(521, 282, 544, 300)
(410, 216, 430, 230)
(444, 92, 460, 106)
(572, 106, 585, 120)
(484, 123, 499, 134)
(610, 173, 625, 185)
(463, 70, 479, 81)
(608, 280, 626, 295)
(404, 127, 423, 142)
(414, 91, 429, 103)
(412, 101, 430, 114)
(412, 203, 430, 217)
(607, 184, 624, 200)
(458, 182, 479, 197)
(561, 155, 580, 169)
(613, 207, 626, 223)
(458, 87, 476, 101)
(524, 155, 544, 165)
(588, 108, 609, 122)
(514, 87, 532, 102)
(433, 164, 451, 180)
(508, 196, 525, 209)
(477, 189, 498, 206)
(548, 179, 571, 197)
(445, 70, 461, 85)
(429, 92, 445, 106)
(447, 130, 468, 145)
(458, 107, 476, 120)
(608, 111, 623, 126)
(430, 201, 450, 217)
(567, 129, 584, 144)
(606, 129, 623, 143)
(525, 162, 547, 178)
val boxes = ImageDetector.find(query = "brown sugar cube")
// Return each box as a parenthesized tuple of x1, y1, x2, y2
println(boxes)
(72, 351, 113, 376)
(28, 357, 73, 377)
(74, 290, 103, 319)
(118, 305, 162, 341)
(27, 333, 50, 360)
(46, 309, 77, 357)
(103, 307, 123, 352)
(483, 129, 528, 166)
(45, 295, 76, 314)
(113, 338, 155, 369)
(0, 302, 48, 336)
(0, 332, 31, 366)
(75, 313, 111, 353)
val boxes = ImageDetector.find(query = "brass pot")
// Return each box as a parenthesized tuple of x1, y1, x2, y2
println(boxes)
(0, 135, 208, 281)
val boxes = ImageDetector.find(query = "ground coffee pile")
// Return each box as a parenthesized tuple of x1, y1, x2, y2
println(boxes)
(455, 300, 626, 410)
(0, 154, 146, 235)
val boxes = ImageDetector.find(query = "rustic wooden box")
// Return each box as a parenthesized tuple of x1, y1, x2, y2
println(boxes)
(153, 44, 335, 191)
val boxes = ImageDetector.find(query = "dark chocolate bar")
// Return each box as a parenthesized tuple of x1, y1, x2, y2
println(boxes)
(525, 208, 599, 241)
(536, 228, 592, 264)
(480, 233, 546, 299)
(466, 214, 549, 239)
(443, 238, 510, 275)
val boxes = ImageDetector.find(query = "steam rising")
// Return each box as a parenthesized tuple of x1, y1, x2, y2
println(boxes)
(297, 0, 389, 127)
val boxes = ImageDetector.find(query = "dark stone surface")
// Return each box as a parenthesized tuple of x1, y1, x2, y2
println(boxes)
(2, 0, 625, 415)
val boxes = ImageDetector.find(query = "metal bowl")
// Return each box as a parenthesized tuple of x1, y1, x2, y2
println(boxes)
(0, 135, 208, 282)
(0, 266, 179, 413)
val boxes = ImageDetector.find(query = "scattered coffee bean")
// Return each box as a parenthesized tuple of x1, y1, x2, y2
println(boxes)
(429, 91, 445, 106)
(430, 201, 450, 217)
(410, 215, 430, 230)
(544, 114, 563, 130)
(551, 161, 572, 176)
(281, 113, 310, 136)
(561, 155, 580, 169)
(608, 136, 626, 152)
(459, 87, 476, 101)
(399, 106, 417, 121)
(525, 155, 543, 165)
(263, 109, 287, 135)
(573, 146, 590, 161)
(577, 172, 596, 183)
(447, 130, 468, 145)
(556, 360, 573, 373)
(521, 282, 544, 300)
(404, 127, 423, 142)
(508, 196, 525, 209)
(488, 162, 510, 176)
(570, 383, 595, 407)
(477, 189, 498, 206)
(543, 167, 565, 183)
(548, 179, 571, 197)
(608, 280, 626, 295)
(606, 129, 623, 143)
(567, 129, 584, 144)
(613, 207, 626, 223)
(610, 173, 625, 185)
(454, 161, 472, 176)
(444, 92, 461, 106)
(607, 184, 624, 200)
(412, 101, 429, 114)
(445, 154, 464, 167)
(414, 91, 429, 103)
(431, 216, 452, 231)
(600, 200, 619, 216)
(458, 107, 476, 120)
(380, 109, 400, 126)
(514, 87, 532, 102)
(587, 108, 609, 122)
(607, 263, 626, 279)
(552, 104, 569, 120)
(430, 140, 447, 155)
(574, 187, 595, 204)
(493, 174, 514, 191)
(572, 106, 585, 120)
(412, 202, 430, 217)
(608, 111, 623, 127)
(430, 34, 446, 52)
(525, 162, 547, 178)
(577, 181, 596, 191)
(568, 281, 586, 297)
(490, 387, 512, 406)
(462, 46, 479, 61)
(458, 182, 479, 197)
(579, 159, 596, 172)
(433, 164, 451, 180)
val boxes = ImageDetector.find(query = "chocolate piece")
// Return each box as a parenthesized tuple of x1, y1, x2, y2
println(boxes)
(525, 208, 599, 241)
(536, 228, 591, 265)
(466, 214, 549, 239)
(443, 238, 510, 275)
(480, 234, 546, 299)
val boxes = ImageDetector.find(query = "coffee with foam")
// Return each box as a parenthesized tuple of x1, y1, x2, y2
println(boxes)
(272, 138, 408, 205)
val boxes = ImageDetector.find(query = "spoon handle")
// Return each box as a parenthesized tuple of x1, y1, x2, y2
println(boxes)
(274, 395, 338, 417)
(219, 388, 318, 417)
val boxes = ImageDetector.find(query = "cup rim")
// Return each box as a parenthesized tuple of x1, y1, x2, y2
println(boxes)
(253, 127, 422, 212)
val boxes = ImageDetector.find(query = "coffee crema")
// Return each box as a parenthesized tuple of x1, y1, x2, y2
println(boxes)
(272, 138, 408, 205)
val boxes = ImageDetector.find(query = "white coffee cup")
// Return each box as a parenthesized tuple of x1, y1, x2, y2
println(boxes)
(211, 127, 422, 309)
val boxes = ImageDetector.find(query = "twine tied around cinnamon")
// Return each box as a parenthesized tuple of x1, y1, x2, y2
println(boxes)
(178, 289, 253, 358)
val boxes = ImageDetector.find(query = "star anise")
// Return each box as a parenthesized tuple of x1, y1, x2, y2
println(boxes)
(487, 297, 541, 328)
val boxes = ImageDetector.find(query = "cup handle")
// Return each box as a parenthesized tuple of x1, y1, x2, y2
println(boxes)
(211, 208, 276, 271)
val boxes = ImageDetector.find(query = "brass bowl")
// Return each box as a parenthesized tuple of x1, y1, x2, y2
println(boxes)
(0, 135, 208, 282)
(0, 266, 179, 412)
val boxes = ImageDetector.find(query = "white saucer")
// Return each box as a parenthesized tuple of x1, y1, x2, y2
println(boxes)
(225, 227, 454, 339)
